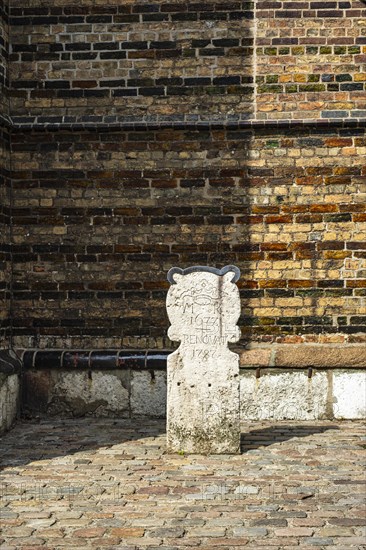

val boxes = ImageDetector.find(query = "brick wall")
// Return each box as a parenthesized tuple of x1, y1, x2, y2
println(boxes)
(0, 0, 10, 348)
(4, 0, 366, 352)
(10, 124, 366, 349)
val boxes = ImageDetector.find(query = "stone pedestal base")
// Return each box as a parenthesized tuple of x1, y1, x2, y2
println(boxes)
(167, 349, 240, 454)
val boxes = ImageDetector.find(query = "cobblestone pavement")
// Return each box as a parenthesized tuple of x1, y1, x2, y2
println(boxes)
(0, 419, 365, 550)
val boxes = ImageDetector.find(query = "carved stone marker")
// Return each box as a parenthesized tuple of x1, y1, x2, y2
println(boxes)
(166, 265, 241, 454)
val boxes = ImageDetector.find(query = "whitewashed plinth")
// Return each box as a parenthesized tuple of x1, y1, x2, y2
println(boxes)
(166, 266, 241, 454)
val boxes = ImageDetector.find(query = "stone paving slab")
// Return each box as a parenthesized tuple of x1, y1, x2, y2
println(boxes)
(0, 419, 365, 549)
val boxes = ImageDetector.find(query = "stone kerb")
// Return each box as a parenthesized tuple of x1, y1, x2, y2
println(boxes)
(166, 265, 241, 454)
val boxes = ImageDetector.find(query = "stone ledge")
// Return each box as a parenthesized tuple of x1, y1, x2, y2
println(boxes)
(240, 345, 366, 369)
(20, 346, 366, 370)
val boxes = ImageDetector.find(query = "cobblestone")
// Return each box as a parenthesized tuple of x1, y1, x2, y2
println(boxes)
(0, 419, 365, 549)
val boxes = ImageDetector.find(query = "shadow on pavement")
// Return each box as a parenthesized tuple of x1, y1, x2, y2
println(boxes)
(0, 418, 341, 470)
(0, 418, 166, 470)
(241, 423, 340, 452)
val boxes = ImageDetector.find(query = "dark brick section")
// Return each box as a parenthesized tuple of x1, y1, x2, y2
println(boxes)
(11, 75, 253, 97)
(9, 3, 254, 21)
